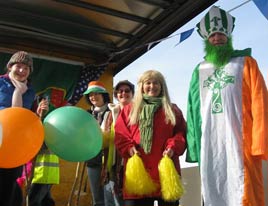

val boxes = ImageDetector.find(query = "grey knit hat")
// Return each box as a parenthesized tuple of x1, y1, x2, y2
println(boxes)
(7, 51, 33, 72)
(196, 6, 235, 39)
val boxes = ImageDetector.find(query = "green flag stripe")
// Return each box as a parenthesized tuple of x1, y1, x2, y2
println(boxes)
(205, 11, 211, 36)
(220, 9, 228, 32)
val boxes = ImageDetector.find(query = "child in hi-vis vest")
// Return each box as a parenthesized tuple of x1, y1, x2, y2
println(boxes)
(28, 143, 60, 206)
(28, 94, 61, 206)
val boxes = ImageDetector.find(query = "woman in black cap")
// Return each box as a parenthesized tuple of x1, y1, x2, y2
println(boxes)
(104, 80, 135, 206)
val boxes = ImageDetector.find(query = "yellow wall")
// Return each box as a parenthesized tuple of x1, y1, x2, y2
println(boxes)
(75, 66, 114, 110)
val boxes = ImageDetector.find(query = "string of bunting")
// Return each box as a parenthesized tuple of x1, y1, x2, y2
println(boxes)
(88, 0, 267, 68)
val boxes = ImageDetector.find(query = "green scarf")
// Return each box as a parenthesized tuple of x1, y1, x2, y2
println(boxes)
(139, 95, 162, 154)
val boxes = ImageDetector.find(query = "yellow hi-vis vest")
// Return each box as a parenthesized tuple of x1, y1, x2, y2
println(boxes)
(32, 151, 60, 184)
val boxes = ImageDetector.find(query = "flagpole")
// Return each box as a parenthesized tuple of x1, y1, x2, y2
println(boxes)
(228, 0, 252, 12)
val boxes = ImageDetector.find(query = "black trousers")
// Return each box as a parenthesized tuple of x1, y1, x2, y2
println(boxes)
(0, 166, 23, 206)
(28, 184, 55, 206)
(124, 198, 179, 206)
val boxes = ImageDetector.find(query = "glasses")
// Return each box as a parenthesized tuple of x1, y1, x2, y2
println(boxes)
(117, 89, 131, 94)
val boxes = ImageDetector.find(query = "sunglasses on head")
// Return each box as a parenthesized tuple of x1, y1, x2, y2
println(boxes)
(117, 89, 131, 94)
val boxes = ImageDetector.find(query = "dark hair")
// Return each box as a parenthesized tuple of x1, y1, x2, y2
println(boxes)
(85, 92, 111, 105)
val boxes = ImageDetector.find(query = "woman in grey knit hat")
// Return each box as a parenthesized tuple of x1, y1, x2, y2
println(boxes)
(0, 51, 48, 206)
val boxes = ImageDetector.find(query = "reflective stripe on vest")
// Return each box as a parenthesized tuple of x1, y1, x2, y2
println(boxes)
(32, 153, 60, 184)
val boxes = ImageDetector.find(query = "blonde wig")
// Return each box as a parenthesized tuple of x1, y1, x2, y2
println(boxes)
(129, 70, 176, 125)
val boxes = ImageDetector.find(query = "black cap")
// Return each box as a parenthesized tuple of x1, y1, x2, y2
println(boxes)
(114, 80, 135, 97)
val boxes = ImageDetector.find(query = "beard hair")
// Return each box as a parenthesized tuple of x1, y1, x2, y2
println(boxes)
(204, 38, 234, 68)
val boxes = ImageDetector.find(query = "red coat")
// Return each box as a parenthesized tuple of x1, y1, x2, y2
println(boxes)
(114, 103, 186, 199)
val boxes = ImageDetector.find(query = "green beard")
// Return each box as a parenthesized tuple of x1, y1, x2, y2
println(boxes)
(204, 38, 234, 68)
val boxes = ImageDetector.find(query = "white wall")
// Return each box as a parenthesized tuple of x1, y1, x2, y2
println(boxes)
(180, 162, 268, 206)
(180, 167, 201, 206)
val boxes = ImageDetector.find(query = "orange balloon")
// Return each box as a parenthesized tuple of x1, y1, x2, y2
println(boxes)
(0, 107, 44, 168)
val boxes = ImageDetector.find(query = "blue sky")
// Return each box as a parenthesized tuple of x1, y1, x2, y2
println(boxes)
(114, 0, 268, 167)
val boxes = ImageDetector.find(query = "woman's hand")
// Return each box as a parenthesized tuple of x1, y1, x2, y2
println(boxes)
(9, 72, 28, 94)
(163, 148, 174, 158)
(128, 146, 139, 157)
(9, 72, 28, 107)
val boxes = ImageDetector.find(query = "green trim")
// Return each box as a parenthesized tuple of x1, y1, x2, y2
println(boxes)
(186, 65, 202, 164)
(220, 9, 228, 32)
(205, 12, 211, 37)
(83, 87, 108, 95)
(231, 48, 251, 57)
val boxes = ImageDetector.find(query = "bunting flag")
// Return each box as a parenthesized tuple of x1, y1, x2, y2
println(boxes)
(253, 0, 268, 20)
(179, 28, 195, 43)
(174, 28, 195, 47)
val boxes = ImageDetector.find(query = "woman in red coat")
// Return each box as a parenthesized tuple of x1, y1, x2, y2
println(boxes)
(114, 70, 186, 206)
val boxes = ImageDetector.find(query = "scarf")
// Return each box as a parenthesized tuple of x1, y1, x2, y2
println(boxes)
(139, 95, 162, 154)
(92, 104, 108, 125)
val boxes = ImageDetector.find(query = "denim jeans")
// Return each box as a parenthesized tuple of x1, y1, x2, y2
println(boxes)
(87, 153, 105, 206)
(104, 181, 123, 206)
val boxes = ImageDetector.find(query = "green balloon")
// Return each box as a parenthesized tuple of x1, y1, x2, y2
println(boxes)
(43, 106, 102, 162)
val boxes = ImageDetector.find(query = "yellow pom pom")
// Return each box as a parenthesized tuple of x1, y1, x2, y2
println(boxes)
(102, 131, 110, 149)
(158, 155, 184, 201)
(125, 153, 158, 195)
